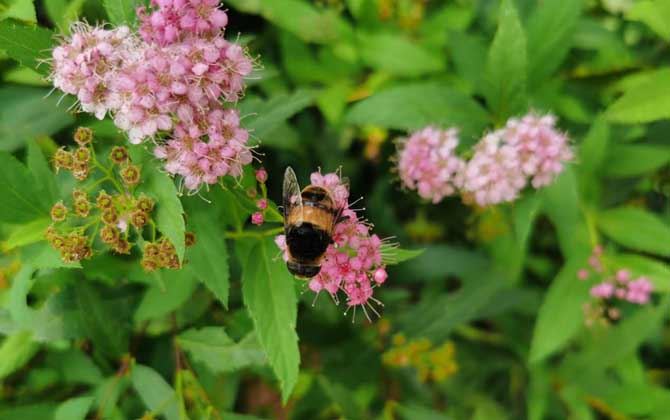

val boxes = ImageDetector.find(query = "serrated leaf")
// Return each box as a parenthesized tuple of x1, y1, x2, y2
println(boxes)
(131, 364, 180, 420)
(346, 82, 489, 141)
(54, 396, 93, 420)
(75, 282, 128, 359)
(178, 327, 266, 373)
(103, 0, 138, 26)
(0, 150, 50, 223)
(358, 32, 445, 76)
(134, 269, 197, 322)
(0, 20, 54, 75)
(526, 0, 582, 89)
(241, 91, 314, 143)
(188, 206, 231, 308)
(142, 168, 185, 261)
(482, 0, 527, 121)
(0, 331, 39, 380)
(597, 207, 670, 257)
(27, 140, 58, 204)
(241, 237, 299, 403)
(603, 144, 670, 177)
(529, 254, 591, 363)
(606, 70, 670, 123)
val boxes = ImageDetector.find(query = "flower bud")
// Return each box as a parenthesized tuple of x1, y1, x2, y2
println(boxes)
(185, 232, 196, 247)
(251, 212, 264, 226)
(130, 211, 149, 229)
(73, 147, 91, 164)
(255, 167, 268, 183)
(120, 164, 141, 186)
(96, 191, 113, 209)
(100, 225, 120, 244)
(73, 127, 93, 146)
(141, 258, 159, 272)
(50, 201, 68, 222)
(72, 161, 90, 181)
(109, 146, 129, 164)
(72, 189, 87, 201)
(144, 243, 160, 258)
(101, 208, 119, 225)
(114, 238, 131, 254)
(53, 148, 74, 171)
(135, 195, 155, 213)
(256, 199, 268, 210)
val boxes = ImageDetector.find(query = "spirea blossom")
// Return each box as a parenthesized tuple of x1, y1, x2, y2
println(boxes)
(50, 0, 255, 192)
(397, 127, 465, 204)
(275, 170, 390, 315)
(579, 246, 655, 326)
(396, 112, 573, 207)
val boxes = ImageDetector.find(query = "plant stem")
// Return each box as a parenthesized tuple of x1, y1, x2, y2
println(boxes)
(223, 226, 283, 240)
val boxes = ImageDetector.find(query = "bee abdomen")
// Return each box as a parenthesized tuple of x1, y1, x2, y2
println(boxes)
(286, 222, 331, 262)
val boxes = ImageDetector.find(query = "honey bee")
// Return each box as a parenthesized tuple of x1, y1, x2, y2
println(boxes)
(282, 167, 345, 278)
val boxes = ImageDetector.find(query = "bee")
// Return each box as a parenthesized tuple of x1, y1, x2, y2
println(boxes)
(282, 167, 346, 278)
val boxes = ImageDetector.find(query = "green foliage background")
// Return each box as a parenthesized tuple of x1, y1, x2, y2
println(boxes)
(1, 0, 670, 419)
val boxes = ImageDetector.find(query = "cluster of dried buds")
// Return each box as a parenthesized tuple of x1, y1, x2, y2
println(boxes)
(46, 127, 190, 269)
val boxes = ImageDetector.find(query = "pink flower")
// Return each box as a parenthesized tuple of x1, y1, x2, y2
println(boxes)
(251, 212, 264, 226)
(457, 131, 526, 206)
(577, 269, 589, 281)
(255, 168, 268, 183)
(275, 170, 388, 314)
(397, 127, 465, 204)
(504, 112, 573, 188)
(590, 282, 614, 299)
(615, 269, 631, 283)
(257, 199, 268, 210)
(50, 2, 255, 192)
(626, 277, 653, 304)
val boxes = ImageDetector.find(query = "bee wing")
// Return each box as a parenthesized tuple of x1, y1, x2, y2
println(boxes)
(283, 166, 303, 225)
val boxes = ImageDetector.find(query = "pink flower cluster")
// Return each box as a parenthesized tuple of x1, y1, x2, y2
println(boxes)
(396, 113, 572, 206)
(50, 1, 254, 191)
(397, 127, 465, 204)
(275, 171, 389, 312)
(579, 246, 654, 305)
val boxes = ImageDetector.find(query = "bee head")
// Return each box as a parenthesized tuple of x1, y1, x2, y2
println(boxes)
(287, 261, 321, 278)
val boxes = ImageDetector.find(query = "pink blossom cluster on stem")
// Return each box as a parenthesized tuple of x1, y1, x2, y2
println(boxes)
(50, 0, 254, 191)
(579, 246, 654, 306)
(275, 171, 389, 313)
(396, 112, 573, 206)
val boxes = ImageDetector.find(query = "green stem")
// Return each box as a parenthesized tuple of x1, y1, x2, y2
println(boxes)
(92, 155, 124, 193)
(224, 227, 283, 240)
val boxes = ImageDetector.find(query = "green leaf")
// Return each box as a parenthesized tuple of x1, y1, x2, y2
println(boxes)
(20, 241, 81, 269)
(134, 269, 197, 322)
(2, 218, 50, 250)
(0, 0, 37, 23)
(379, 245, 424, 265)
(526, 0, 582, 89)
(0, 87, 76, 152)
(0, 21, 54, 75)
(54, 396, 93, 420)
(178, 327, 266, 373)
(606, 70, 670, 123)
(142, 167, 185, 261)
(0, 151, 50, 223)
(482, 0, 527, 121)
(357, 32, 445, 76)
(597, 207, 670, 257)
(240, 90, 314, 143)
(396, 403, 452, 420)
(626, 0, 670, 41)
(0, 404, 57, 420)
(607, 253, 670, 292)
(27, 140, 58, 204)
(0, 331, 39, 379)
(103, 0, 138, 26)
(529, 254, 591, 364)
(317, 376, 365, 420)
(241, 237, 299, 403)
(75, 282, 129, 359)
(187, 206, 231, 308)
(131, 364, 180, 420)
(346, 82, 489, 140)
(602, 144, 670, 178)
(226, 0, 352, 44)
(578, 117, 610, 177)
